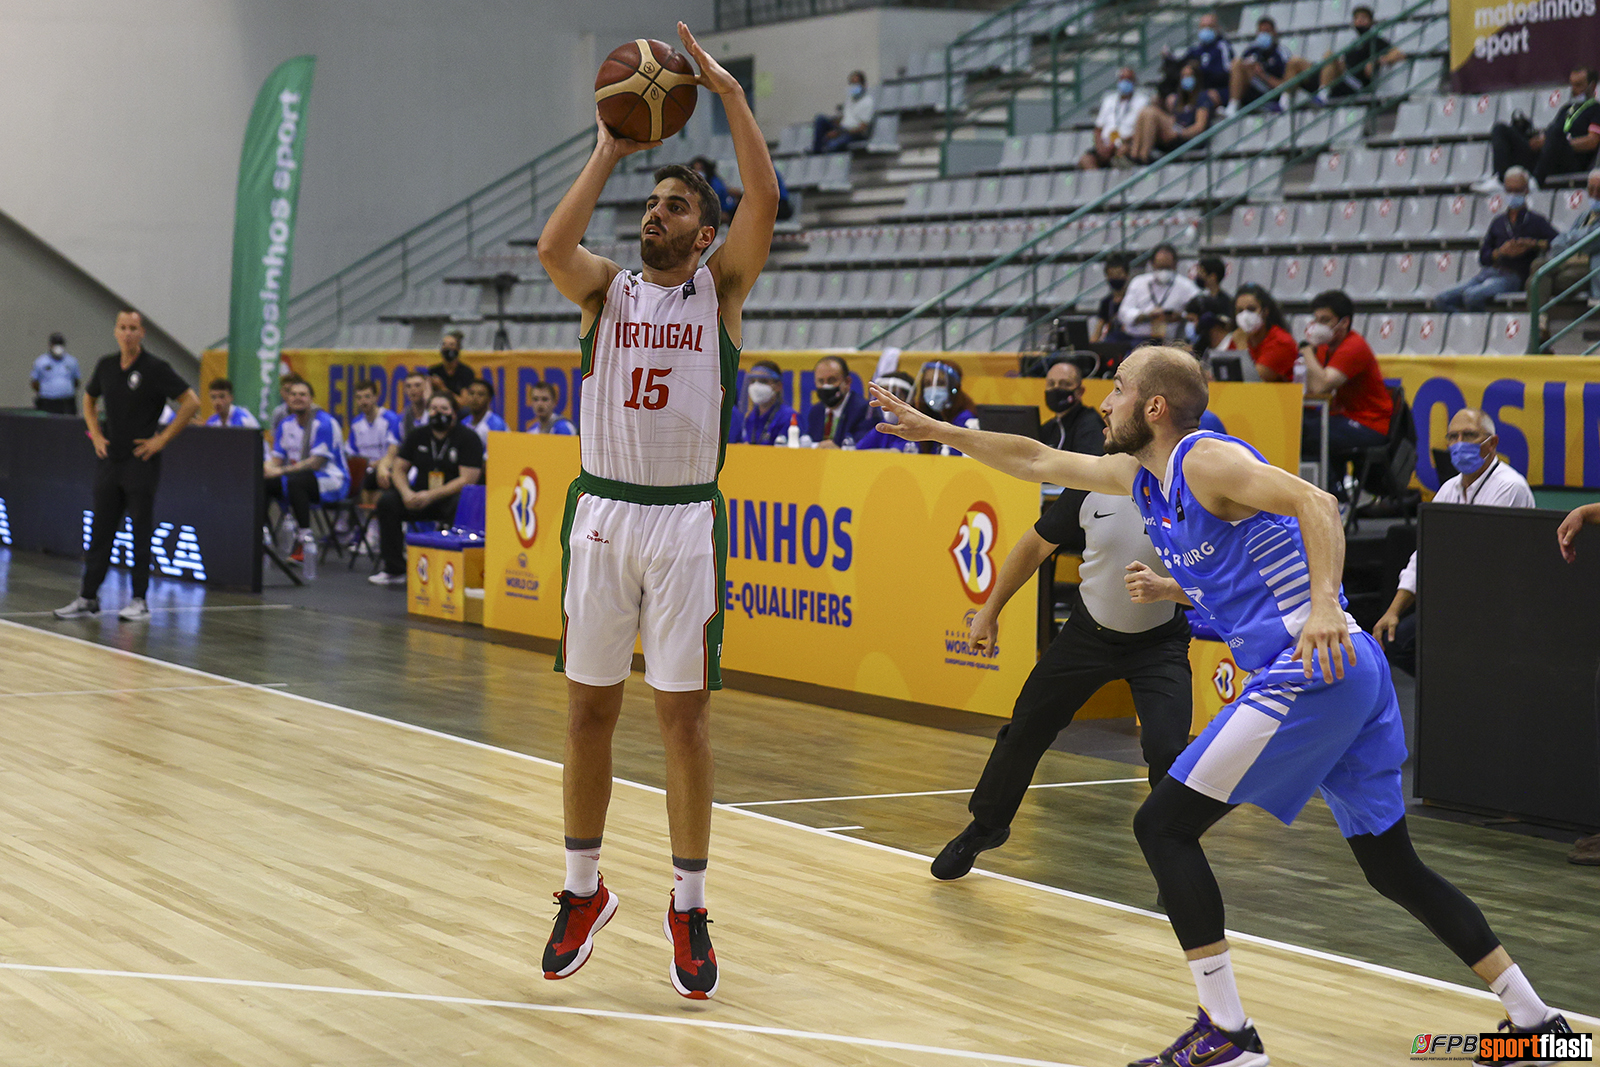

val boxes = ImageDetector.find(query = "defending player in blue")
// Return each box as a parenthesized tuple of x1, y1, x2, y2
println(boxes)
(869, 345, 1571, 1067)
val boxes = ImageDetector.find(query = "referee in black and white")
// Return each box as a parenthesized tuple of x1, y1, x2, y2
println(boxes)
(54, 310, 199, 622)
(931, 484, 1194, 879)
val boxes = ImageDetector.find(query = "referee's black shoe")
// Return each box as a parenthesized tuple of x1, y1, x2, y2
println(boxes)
(931, 821, 1009, 880)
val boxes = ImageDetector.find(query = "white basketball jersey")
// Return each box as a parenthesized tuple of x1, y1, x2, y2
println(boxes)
(581, 264, 737, 487)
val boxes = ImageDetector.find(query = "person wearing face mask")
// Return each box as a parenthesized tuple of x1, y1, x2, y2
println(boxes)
(1039, 359, 1105, 453)
(30, 331, 80, 414)
(1092, 253, 1137, 351)
(370, 393, 484, 585)
(1229, 284, 1291, 384)
(813, 70, 875, 154)
(1164, 12, 1233, 96)
(1314, 5, 1405, 103)
(911, 360, 978, 455)
(1302, 289, 1393, 462)
(1080, 67, 1150, 170)
(1434, 167, 1556, 312)
(429, 330, 480, 409)
(804, 355, 872, 448)
(1130, 62, 1222, 166)
(1228, 16, 1311, 114)
(1477, 66, 1600, 192)
(736, 360, 798, 446)
(1373, 409, 1533, 678)
(1118, 243, 1200, 342)
(1540, 169, 1600, 305)
(856, 371, 918, 451)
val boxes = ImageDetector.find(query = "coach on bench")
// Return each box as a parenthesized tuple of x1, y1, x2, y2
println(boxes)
(369, 393, 483, 586)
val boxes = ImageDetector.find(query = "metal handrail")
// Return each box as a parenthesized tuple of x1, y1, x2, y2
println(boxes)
(1527, 222, 1600, 353)
(212, 126, 597, 350)
(862, 0, 1438, 353)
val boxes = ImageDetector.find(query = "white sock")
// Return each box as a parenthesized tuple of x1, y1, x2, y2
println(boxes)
(672, 859, 707, 911)
(1491, 964, 1551, 1029)
(1189, 951, 1248, 1032)
(563, 837, 601, 897)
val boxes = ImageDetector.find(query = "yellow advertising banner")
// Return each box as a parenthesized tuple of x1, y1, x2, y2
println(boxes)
(482, 432, 1041, 717)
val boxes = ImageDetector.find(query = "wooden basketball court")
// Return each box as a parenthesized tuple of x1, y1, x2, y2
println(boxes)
(1, 616, 1592, 1066)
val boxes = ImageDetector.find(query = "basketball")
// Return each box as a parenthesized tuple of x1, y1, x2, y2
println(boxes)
(595, 38, 698, 143)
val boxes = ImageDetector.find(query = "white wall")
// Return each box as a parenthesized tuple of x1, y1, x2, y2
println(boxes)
(701, 7, 981, 131)
(0, 0, 713, 354)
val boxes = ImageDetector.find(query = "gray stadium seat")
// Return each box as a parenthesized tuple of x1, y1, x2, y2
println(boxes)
(1442, 313, 1489, 354)
(1294, 201, 1333, 246)
(1310, 150, 1349, 194)
(793, 272, 825, 311)
(1400, 311, 1446, 354)
(1448, 142, 1490, 184)
(1343, 253, 1385, 297)
(1550, 187, 1592, 230)
(1531, 85, 1569, 129)
(903, 183, 931, 218)
(1486, 313, 1530, 355)
(1238, 255, 1276, 289)
(770, 272, 802, 311)
(1389, 101, 1429, 141)
(999, 136, 1030, 171)
(866, 113, 901, 154)
(1429, 193, 1478, 240)
(1373, 251, 1423, 301)
(1344, 148, 1383, 190)
(1393, 195, 1439, 241)
(1378, 145, 1416, 187)
(1366, 311, 1406, 353)
(1328, 199, 1366, 244)
(747, 273, 778, 311)
(1456, 94, 1501, 137)
(1274, 256, 1316, 299)
(1312, 253, 1348, 291)
(1417, 250, 1467, 301)
(1229, 204, 1265, 247)
(807, 319, 840, 348)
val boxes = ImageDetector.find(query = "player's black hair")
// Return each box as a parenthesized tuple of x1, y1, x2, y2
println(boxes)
(468, 377, 495, 398)
(353, 378, 378, 395)
(1197, 256, 1227, 284)
(654, 164, 721, 233)
(208, 377, 234, 394)
(1309, 288, 1355, 324)
(1257, 15, 1277, 30)
(814, 355, 850, 381)
(1151, 242, 1180, 266)
(849, 70, 867, 85)
(1352, 4, 1374, 18)
(1574, 65, 1599, 86)
(285, 378, 315, 398)
(528, 380, 557, 398)
(1103, 251, 1134, 273)
(1235, 283, 1288, 333)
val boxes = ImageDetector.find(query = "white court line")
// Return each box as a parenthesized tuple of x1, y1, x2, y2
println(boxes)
(1, 604, 295, 618)
(0, 683, 251, 700)
(4, 618, 1597, 1030)
(0, 962, 1088, 1067)
(816, 825, 864, 832)
(725, 778, 1147, 807)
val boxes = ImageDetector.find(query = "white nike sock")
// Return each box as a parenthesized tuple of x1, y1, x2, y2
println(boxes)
(1189, 950, 1248, 1032)
(1491, 964, 1552, 1029)
(672, 858, 707, 911)
(563, 837, 601, 897)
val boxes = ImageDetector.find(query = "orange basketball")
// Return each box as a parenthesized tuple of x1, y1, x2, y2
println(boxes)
(595, 38, 698, 143)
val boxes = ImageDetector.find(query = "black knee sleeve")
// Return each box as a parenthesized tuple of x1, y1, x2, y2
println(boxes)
(1347, 818, 1501, 967)
(1133, 778, 1236, 952)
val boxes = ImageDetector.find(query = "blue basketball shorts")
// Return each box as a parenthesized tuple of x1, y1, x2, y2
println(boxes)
(1169, 631, 1408, 838)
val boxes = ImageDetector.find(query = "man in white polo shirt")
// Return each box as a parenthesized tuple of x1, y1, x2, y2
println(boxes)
(1373, 408, 1534, 675)
(1080, 66, 1150, 170)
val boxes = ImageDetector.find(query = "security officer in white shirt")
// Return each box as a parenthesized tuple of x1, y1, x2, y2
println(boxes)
(1118, 243, 1201, 342)
(931, 486, 1193, 879)
(1373, 408, 1534, 675)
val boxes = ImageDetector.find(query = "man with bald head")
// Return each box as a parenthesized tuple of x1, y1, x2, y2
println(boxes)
(1374, 409, 1533, 677)
(1039, 359, 1104, 453)
(869, 346, 1568, 1065)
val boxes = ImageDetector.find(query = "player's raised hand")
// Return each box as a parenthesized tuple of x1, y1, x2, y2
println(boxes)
(1293, 599, 1354, 683)
(868, 382, 937, 442)
(594, 109, 661, 157)
(677, 22, 740, 96)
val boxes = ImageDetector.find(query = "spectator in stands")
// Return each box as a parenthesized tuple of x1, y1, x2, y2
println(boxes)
(1194, 255, 1230, 306)
(461, 378, 508, 451)
(1314, 5, 1405, 103)
(1164, 12, 1232, 96)
(913, 360, 978, 455)
(369, 393, 484, 585)
(1435, 166, 1555, 311)
(1182, 292, 1234, 363)
(400, 370, 432, 437)
(1081, 67, 1149, 170)
(737, 360, 798, 445)
(1233, 283, 1297, 382)
(30, 332, 79, 414)
(1229, 17, 1312, 114)
(1302, 288, 1393, 456)
(263, 380, 349, 549)
(526, 381, 577, 434)
(1374, 408, 1533, 677)
(430, 330, 477, 408)
(1091, 253, 1137, 351)
(1542, 169, 1600, 303)
(1040, 358, 1104, 453)
(1130, 61, 1221, 166)
(204, 378, 260, 428)
(1118, 243, 1199, 342)
(267, 372, 306, 429)
(813, 71, 874, 154)
(806, 356, 873, 448)
(858, 371, 918, 452)
(689, 157, 739, 220)
(347, 380, 401, 497)
(1477, 66, 1600, 192)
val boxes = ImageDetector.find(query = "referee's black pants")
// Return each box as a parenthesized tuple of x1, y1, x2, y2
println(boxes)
(968, 605, 1193, 831)
(81, 456, 161, 601)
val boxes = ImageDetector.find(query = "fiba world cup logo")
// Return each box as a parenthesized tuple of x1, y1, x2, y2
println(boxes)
(511, 468, 540, 548)
(416, 553, 430, 584)
(442, 561, 456, 594)
(950, 502, 998, 604)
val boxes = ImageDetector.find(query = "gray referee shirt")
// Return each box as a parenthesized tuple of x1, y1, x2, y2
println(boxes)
(1074, 491, 1179, 633)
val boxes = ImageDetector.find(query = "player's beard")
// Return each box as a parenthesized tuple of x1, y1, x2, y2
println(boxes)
(640, 225, 699, 270)
(1104, 407, 1154, 455)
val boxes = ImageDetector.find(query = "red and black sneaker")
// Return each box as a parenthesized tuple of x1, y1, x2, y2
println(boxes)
(663, 892, 719, 1000)
(542, 876, 618, 980)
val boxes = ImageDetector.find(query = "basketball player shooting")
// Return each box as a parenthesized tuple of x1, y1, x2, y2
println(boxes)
(534, 22, 776, 1001)
(870, 348, 1570, 1066)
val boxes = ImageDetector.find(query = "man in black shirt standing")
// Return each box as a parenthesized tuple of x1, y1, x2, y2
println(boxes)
(1478, 65, 1600, 190)
(1039, 359, 1105, 453)
(1315, 5, 1404, 102)
(369, 393, 484, 585)
(55, 310, 199, 621)
(429, 330, 479, 410)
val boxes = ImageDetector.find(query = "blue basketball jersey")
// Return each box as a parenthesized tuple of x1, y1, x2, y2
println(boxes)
(1133, 431, 1355, 671)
